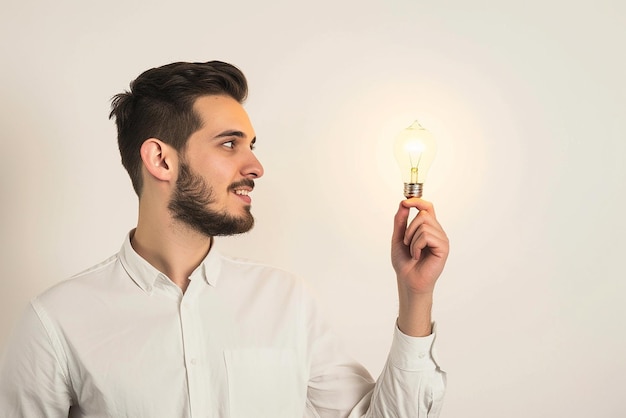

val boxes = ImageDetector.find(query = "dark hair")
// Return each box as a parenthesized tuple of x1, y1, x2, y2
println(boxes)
(109, 60, 248, 196)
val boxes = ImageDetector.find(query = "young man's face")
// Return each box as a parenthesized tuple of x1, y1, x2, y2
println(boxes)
(167, 94, 264, 237)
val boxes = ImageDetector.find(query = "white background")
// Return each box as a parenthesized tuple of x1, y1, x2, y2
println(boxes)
(1, 0, 625, 416)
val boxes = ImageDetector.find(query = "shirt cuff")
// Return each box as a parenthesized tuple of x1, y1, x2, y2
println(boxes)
(389, 322, 441, 371)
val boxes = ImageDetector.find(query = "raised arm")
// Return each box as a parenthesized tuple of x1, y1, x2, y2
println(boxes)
(391, 198, 449, 337)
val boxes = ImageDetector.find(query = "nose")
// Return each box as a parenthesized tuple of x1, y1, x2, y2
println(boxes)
(243, 151, 264, 179)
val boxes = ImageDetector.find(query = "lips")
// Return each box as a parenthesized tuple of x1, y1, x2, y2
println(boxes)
(229, 179, 255, 192)
(230, 179, 255, 203)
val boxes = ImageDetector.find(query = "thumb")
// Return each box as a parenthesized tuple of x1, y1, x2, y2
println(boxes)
(392, 201, 410, 249)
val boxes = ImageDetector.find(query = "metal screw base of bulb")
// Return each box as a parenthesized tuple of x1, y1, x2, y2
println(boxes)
(403, 183, 423, 199)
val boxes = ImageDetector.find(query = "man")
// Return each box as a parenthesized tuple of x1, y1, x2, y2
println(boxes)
(0, 61, 448, 417)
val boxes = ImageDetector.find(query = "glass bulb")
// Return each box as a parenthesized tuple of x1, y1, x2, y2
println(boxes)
(393, 120, 437, 198)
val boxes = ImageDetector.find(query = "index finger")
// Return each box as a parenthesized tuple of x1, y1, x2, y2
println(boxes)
(401, 197, 437, 217)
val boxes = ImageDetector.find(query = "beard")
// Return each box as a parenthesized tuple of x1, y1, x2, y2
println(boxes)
(167, 161, 255, 237)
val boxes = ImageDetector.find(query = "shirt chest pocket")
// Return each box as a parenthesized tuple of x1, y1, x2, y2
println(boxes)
(223, 348, 306, 418)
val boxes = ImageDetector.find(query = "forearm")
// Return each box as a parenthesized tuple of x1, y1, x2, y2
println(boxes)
(397, 287, 433, 337)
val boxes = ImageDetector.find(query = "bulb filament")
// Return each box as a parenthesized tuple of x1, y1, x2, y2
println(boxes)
(410, 167, 418, 183)
(408, 152, 422, 184)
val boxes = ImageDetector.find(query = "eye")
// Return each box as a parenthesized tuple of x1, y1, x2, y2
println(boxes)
(250, 143, 256, 151)
(222, 140, 235, 149)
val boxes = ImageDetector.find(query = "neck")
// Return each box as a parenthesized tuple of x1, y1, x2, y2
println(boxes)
(131, 215, 212, 292)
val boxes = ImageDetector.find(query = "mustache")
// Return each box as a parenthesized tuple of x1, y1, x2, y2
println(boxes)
(228, 178, 255, 191)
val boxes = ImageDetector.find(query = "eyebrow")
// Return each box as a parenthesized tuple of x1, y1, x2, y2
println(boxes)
(214, 130, 257, 144)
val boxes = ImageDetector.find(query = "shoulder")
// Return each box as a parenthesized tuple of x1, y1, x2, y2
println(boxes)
(34, 253, 121, 313)
(69, 253, 119, 281)
(218, 253, 296, 278)
(215, 252, 310, 297)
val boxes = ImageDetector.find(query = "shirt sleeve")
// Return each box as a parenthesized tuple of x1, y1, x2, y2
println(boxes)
(365, 324, 447, 417)
(304, 288, 446, 418)
(0, 301, 72, 417)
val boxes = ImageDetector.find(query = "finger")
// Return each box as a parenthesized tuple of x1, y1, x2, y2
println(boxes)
(392, 201, 411, 248)
(401, 197, 437, 217)
(404, 210, 445, 246)
(410, 226, 450, 261)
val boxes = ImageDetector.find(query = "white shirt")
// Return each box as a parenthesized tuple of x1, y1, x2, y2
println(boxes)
(0, 234, 446, 417)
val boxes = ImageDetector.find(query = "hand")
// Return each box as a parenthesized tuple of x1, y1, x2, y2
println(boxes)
(391, 198, 449, 296)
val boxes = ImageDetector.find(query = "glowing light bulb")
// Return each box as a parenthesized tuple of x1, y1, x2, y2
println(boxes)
(393, 120, 437, 198)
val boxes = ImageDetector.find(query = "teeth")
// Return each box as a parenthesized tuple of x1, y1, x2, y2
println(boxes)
(235, 189, 249, 196)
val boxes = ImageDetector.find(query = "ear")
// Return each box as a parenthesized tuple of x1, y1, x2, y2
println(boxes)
(140, 138, 176, 182)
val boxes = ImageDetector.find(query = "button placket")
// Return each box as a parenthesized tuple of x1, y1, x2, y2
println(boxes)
(180, 297, 201, 415)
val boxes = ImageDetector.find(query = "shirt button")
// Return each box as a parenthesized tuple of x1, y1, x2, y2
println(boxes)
(418, 352, 426, 359)
(190, 358, 197, 365)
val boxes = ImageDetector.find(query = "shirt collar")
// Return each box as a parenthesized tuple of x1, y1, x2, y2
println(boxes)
(119, 230, 222, 293)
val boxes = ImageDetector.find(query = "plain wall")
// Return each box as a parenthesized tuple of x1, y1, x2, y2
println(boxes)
(1, 0, 625, 416)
